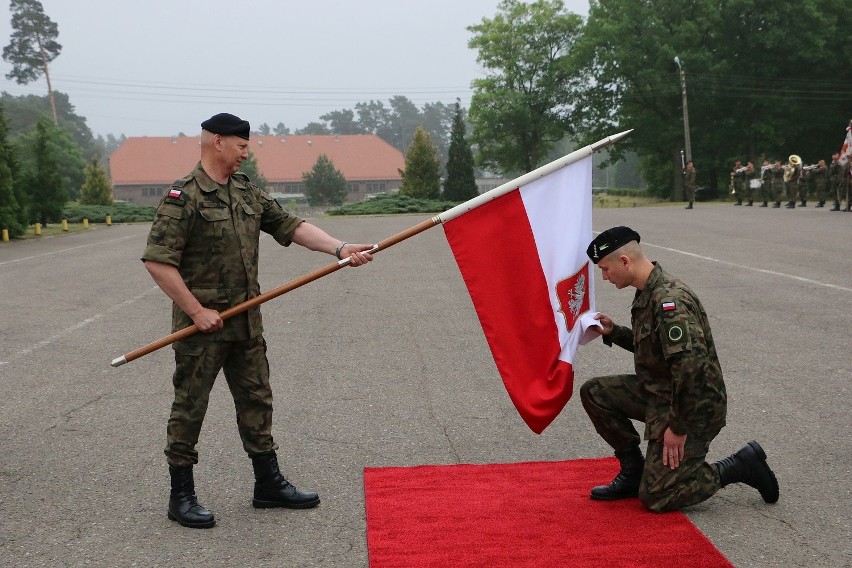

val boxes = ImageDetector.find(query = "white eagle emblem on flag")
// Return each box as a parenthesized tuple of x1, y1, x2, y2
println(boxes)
(556, 263, 591, 332)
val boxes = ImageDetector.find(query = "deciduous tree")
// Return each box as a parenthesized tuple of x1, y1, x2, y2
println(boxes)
(467, 0, 584, 175)
(0, 103, 26, 237)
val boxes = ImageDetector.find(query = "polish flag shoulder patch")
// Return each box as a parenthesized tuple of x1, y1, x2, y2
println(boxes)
(662, 301, 677, 311)
(168, 188, 183, 198)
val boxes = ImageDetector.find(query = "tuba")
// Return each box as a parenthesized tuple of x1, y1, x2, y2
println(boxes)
(784, 154, 801, 182)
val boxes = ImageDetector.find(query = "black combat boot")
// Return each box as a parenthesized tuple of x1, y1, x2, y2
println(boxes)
(785, 201, 795, 208)
(251, 451, 320, 509)
(167, 466, 215, 528)
(759, 201, 768, 207)
(685, 201, 693, 209)
(772, 201, 781, 208)
(816, 201, 824, 208)
(590, 446, 644, 501)
(830, 202, 841, 211)
(746, 200, 753, 206)
(734, 199, 742, 206)
(714, 441, 779, 504)
(798, 199, 807, 207)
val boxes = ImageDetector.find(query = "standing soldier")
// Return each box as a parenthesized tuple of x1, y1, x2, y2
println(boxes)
(771, 159, 785, 208)
(745, 161, 756, 206)
(684, 161, 696, 210)
(811, 160, 828, 207)
(829, 153, 842, 211)
(784, 156, 801, 208)
(731, 160, 747, 205)
(843, 156, 852, 212)
(759, 160, 772, 207)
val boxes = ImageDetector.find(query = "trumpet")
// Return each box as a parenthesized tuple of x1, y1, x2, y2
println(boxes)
(760, 165, 774, 173)
(802, 164, 818, 171)
(733, 166, 748, 174)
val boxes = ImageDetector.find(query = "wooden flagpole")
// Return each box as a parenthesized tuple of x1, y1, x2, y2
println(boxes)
(110, 130, 632, 367)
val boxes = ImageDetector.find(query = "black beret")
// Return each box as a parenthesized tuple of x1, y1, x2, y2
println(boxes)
(586, 226, 641, 264)
(201, 113, 250, 140)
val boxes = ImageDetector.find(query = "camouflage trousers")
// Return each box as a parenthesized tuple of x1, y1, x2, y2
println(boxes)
(580, 374, 721, 512)
(165, 336, 277, 467)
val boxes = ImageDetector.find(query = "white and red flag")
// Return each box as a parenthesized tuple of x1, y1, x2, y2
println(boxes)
(440, 154, 602, 434)
(841, 122, 852, 160)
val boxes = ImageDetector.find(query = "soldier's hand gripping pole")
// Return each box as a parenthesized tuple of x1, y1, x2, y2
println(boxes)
(110, 217, 441, 367)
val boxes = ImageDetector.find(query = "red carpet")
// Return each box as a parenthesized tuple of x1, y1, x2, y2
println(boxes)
(364, 458, 733, 567)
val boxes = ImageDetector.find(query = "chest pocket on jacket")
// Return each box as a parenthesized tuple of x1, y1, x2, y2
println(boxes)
(198, 205, 230, 238)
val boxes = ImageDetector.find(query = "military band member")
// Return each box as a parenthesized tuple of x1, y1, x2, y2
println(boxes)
(580, 227, 779, 512)
(829, 153, 843, 211)
(731, 160, 747, 206)
(759, 160, 774, 207)
(784, 159, 801, 208)
(744, 161, 756, 206)
(770, 160, 785, 207)
(811, 160, 828, 207)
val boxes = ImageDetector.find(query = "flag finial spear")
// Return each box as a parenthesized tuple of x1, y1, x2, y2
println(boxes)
(591, 129, 633, 152)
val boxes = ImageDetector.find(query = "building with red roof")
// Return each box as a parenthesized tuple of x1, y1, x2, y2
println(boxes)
(109, 134, 405, 205)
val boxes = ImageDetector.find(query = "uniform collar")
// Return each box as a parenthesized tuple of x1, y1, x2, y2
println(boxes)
(633, 263, 663, 308)
(193, 163, 231, 204)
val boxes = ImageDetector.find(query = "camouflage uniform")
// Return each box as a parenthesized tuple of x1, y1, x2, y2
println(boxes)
(770, 164, 785, 205)
(684, 166, 697, 204)
(811, 164, 828, 205)
(732, 166, 747, 203)
(142, 163, 304, 468)
(829, 157, 842, 207)
(760, 165, 772, 205)
(580, 263, 727, 512)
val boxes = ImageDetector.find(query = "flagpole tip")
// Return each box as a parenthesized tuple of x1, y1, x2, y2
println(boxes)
(592, 129, 633, 152)
(111, 356, 127, 368)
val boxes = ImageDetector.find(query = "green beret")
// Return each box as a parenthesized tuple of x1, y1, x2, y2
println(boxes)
(201, 113, 250, 140)
(586, 226, 641, 264)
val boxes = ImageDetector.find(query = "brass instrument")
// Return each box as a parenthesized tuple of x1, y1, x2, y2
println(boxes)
(730, 165, 747, 193)
(783, 154, 802, 182)
(802, 164, 818, 172)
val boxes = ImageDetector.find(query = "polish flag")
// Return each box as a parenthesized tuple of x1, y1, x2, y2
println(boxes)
(441, 155, 601, 434)
(841, 123, 852, 160)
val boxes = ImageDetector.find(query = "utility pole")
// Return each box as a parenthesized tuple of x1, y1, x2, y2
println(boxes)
(674, 56, 692, 163)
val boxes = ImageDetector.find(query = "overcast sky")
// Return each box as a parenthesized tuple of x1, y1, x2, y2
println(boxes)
(0, 0, 589, 138)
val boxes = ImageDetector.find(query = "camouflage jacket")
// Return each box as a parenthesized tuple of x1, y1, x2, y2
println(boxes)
(603, 263, 727, 440)
(684, 168, 696, 189)
(142, 163, 304, 341)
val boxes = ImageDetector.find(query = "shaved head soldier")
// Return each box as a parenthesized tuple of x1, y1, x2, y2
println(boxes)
(580, 227, 779, 512)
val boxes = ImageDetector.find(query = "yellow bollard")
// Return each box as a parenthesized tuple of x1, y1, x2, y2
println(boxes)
(83, 218, 89, 229)
(106, 214, 112, 227)
(62, 219, 68, 232)
(2, 228, 8, 242)
(34, 223, 42, 236)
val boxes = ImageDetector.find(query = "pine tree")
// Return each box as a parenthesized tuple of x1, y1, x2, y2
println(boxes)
(3, 0, 62, 124)
(399, 126, 441, 199)
(23, 116, 66, 224)
(0, 103, 25, 237)
(79, 155, 113, 205)
(303, 154, 347, 206)
(442, 102, 478, 202)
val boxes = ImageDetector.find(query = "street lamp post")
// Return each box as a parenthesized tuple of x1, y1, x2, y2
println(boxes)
(674, 56, 692, 164)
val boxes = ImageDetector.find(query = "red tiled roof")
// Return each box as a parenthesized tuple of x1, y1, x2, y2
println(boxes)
(109, 134, 405, 186)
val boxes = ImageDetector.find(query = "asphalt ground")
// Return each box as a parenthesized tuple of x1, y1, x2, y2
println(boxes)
(0, 203, 850, 567)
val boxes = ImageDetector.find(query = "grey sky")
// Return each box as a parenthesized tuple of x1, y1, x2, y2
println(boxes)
(0, 0, 588, 138)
